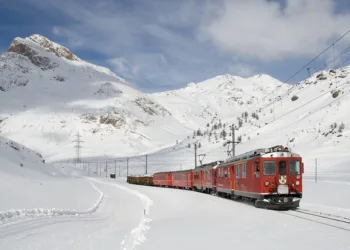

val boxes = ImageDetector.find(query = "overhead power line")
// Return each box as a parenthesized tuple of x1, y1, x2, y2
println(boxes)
(284, 28, 350, 84)
(245, 28, 350, 117)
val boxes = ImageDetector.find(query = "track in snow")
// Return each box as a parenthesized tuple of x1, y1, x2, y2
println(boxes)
(281, 208, 350, 232)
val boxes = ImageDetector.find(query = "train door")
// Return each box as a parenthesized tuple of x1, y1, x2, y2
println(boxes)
(278, 160, 287, 185)
(252, 161, 260, 193)
(230, 165, 235, 190)
(212, 169, 217, 187)
(200, 170, 203, 190)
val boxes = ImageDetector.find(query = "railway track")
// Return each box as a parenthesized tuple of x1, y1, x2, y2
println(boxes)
(281, 208, 350, 232)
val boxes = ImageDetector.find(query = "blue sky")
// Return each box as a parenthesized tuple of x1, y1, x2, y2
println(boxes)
(1, 0, 350, 92)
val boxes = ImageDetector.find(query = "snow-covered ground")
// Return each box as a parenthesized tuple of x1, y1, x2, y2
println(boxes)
(1, 173, 350, 250)
(0, 136, 101, 221)
(1, 135, 350, 249)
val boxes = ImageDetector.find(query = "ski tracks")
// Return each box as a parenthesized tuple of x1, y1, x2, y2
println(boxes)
(87, 178, 154, 250)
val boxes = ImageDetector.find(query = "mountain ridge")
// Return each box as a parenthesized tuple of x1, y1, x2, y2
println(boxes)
(3, 33, 347, 170)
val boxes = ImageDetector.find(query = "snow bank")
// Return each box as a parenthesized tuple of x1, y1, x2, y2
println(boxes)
(0, 181, 103, 225)
(0, 137, 103, 222)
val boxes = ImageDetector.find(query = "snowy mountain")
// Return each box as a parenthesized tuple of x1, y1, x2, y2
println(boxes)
(126, 67, 350, 174)
(0, 34, 287, 162)
(0, 34, 194, 161)
(149, 74, 289, 130)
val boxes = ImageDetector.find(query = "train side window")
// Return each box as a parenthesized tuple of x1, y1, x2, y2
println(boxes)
(263, 161, 276, 175)
(255, 162, 260, 173)
(224, 168, 228, 178)
(242, 163, 246, 178)
(289, 160, 301, 175)
(235, 165, 240, 178)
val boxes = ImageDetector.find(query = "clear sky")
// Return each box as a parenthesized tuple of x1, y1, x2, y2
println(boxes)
(1, 0, 350, 92)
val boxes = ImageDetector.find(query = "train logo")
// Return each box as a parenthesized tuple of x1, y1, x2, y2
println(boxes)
(279, 175, 287, 184)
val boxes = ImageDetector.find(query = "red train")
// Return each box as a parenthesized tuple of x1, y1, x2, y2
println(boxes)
(128, 145, 303, 209)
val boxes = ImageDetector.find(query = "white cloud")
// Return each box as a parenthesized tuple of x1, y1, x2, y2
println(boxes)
(52, 27, 85, 48)
(107, 57, 133, 79)
(108, 53, 185, 89)
(228, 63, 256, 77)
(19, 0, 350, 90)
(199, 0, 350, 62)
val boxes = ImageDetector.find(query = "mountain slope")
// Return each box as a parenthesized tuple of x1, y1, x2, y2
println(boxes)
(0, 135, 100, 212)
(0, 35, 191, 161)
(124, 67, 350, 174)
(149, 74, 289, 130)
(0, 35, 288, 162)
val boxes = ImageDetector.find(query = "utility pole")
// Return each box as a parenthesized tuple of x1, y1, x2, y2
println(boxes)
(127, 158, 129, 176)
(114, 160, 117, 177)
(315, 158, 318, 183)
(105, 162, 108, 178)
(307, 67, 311, 78)
(226, 124, 237, 158)
(232, 125, 235, 157)
(73, 131, 83, 164)
(194, 142, 197, 168)
(145, 155, 148, 174)
(273, 91, 275, 121)
(333, 44, 335, 69)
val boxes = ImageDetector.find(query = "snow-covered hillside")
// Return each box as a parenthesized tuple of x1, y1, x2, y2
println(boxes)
(115, 67, 350, 175)
(150, 74, 289, 129)
(0, 136, 101, 216)
(0, 34, 288, 162)
(0, 35, 193, 161)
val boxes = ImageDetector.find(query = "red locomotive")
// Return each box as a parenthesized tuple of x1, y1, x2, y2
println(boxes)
(128, 145, 303, 210)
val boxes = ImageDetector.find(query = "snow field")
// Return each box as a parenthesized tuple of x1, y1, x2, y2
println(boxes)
(118, 178, 350, 250)
(0, 178, 147, 250)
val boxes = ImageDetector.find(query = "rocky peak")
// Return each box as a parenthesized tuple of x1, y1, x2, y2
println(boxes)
(28, 34, 80, 61)
(7, 37, 57, 70)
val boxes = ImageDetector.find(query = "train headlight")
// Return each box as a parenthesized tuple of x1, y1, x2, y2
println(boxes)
(265, 181, 270, 186)
(296, 181, 300, 185)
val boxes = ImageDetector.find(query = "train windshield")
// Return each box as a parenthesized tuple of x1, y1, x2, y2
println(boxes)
(279, 160, 287, 175)
(263, 161, 276, 175)
(289, 160, 301, 175)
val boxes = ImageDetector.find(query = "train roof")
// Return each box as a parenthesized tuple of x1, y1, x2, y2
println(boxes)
(223, 145, 300, 164)
(194, 161, 224, 171)
(127, 174, 153, 177)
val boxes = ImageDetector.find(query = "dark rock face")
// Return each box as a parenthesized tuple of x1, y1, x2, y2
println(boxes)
(7, 38, 57, 70)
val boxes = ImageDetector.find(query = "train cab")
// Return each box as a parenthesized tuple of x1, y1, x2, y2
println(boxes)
(222, 145, 303, 209)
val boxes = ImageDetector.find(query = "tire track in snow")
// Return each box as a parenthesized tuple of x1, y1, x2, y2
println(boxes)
(87, 178, 153, 250)
(0, 181, 104, 226)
